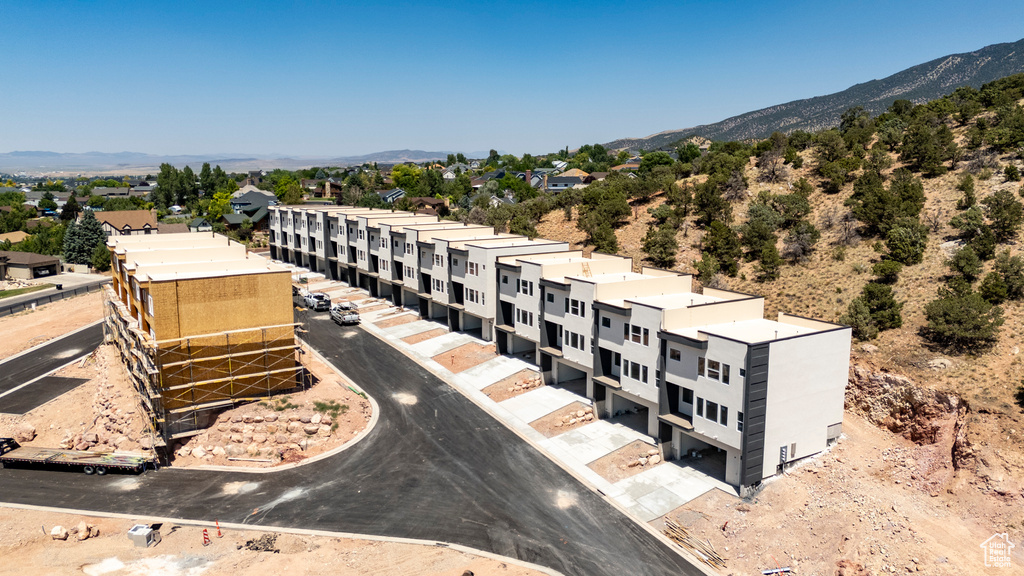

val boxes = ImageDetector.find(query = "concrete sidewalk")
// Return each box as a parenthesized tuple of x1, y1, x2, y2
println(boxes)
(290, 275, 739, 523)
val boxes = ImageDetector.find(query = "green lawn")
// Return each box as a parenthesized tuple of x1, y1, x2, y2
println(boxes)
(0, 283, 54, 299)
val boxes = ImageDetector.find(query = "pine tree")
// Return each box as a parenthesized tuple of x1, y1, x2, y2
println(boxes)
(642, 224, 678, 268)
(756, 243, 783, 282)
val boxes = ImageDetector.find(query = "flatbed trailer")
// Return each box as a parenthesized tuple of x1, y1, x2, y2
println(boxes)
(0, 437, 154, 475)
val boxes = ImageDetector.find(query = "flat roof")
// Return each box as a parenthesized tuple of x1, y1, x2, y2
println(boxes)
(670, 318, 821, 344)
(627, 292, 721, 310)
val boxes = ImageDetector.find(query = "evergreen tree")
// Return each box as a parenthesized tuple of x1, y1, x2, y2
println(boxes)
(979, 271, 1008, 304)
(642, 224, 678, 268)
(60, 195, 81, 221)
(946, 246, 982, 281)
(924, 285, 1004, 351)
(91, 242, 111, 271)
(62, 210, 107, 265)
(61, 220, 84, 263)
(885, 218, 928, 265)
(756, 243, 783, 282)
(39, 191, 58, 211)
(994, 250, 1024, 300)
(841, 298, 878, 340)
(872, 260, 903, 283)
(982, 189, 1024, 241)
(701, 221, 742, 276)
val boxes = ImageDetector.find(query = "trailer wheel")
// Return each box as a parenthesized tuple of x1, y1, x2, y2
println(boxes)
(83, 465, 96, 475)
(96, 467, 107, 476)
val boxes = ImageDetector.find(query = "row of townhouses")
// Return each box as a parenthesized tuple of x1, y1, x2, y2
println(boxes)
(268, 205, 851, 494)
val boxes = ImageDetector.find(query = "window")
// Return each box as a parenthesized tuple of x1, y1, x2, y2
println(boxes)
(316, 240, 322, 249)
(357, 249, 365, 260)
(706, 401, 718, 423)
(405, 243, 414, 255)
(682, 387, 693, 404)
(432, 278, 445, 293)
(613, 351, 620, 367)
(669, 348, 681, 361)
(358, 229, 364, 240)
(452, 258, 459, 266)
(380, 237, 387, 248)
(737, 411, 744, 432)
(380, 260, 388, 272)
(624, 361, 648, 383)
(502, 275, 508, 284)
(740, 368, 746, 377)
(601, 316, 610, 328)
(516, 309, 534, 326)
(707, 360, 720, 380)
(697, 357, 731, 384)
(433, 254, 444, 267)
(393, 239, 398, 248)
(468, 262, 479, 275)
(720, 406, 728, 426)
(627, 325, 648, 345)
(696, 398, 704, 417)
(517, 279, 533, 295)
(568, 299, 584, 317)
(546, 293, 554, 303)
(146, 293, 153, 316)
(467, 288, 481, 304)
(348, 227, 353, 236)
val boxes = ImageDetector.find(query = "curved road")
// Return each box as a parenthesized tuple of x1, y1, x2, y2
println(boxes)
(0, 314, 703, 576)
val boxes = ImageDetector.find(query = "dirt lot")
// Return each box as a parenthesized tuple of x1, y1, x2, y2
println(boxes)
(374, 313, 419, 329)
(482, 370, 543, 403)
(0, 344, 153, 454)
(432, 342, 498, 373)
(663, 412, 1022, 575)
(0, 291, 104, 360)
(0, 507, 546, 576)
(402, 328, 448, 345)
(528, 401, 595, 438)
(588, 439, 662, 483)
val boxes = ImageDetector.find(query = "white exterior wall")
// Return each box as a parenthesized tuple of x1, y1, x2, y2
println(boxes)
(761, 328, 851, 479)
(664, 336, 746, 451)
(561, 280, 596, 369)
(617, 303, 662, 406)
(513, 262, 543, 343)
(461, 247, 494, 323)
(426, 239, 447, 302)
(595, 307, 627, 380)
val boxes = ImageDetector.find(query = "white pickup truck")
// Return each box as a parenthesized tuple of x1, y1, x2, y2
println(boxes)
(330, 303, 360, 325)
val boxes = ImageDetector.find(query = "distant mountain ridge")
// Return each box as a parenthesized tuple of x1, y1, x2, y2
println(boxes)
(0, 149, 483, 175)
(605, 37, 1024, 151)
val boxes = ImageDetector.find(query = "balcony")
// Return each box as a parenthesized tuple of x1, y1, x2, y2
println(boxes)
(657, 412, 694, 431)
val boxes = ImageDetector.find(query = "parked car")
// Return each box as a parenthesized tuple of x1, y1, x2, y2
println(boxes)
(304, 292, 331, 311)
(330, 304, 360, 325)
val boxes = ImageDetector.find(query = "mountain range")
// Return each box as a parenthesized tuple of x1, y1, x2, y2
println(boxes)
(604, 37, 1024, 151)
(0, 149, 480, 176)
(4, 38, 1024, 174)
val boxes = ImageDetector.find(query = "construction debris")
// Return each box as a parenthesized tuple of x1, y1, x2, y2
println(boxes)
(662, 518, 727, 570)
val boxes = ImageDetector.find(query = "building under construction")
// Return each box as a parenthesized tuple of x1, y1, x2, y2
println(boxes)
(104, 232, 300, 446)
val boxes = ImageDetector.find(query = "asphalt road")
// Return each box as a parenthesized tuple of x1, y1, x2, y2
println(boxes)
(0, 278, 109, 318)
(0, 377, 89, 414)
(0, 314, 704, 576)
(0, 322, 104, 397)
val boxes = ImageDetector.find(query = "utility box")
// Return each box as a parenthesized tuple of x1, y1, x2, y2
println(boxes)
(127, 524, 161, 548)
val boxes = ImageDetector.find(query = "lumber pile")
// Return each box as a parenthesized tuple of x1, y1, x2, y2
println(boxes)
(662, 518, 727, 569)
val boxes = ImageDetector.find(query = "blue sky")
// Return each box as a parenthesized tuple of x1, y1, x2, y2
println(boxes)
(1, 1, 1021, 158)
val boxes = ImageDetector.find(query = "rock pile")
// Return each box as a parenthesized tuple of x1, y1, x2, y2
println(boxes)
(507, 373, 543, 394)
(625, 448, 662, 469)
(554, 406, 595, 428)
(50, 521, 99, 541)
(58, 354, 147, 453)
(177, 409, 336, 463)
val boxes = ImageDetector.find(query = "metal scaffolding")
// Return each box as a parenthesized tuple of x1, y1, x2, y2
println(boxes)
(103, 288, 302, 445)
